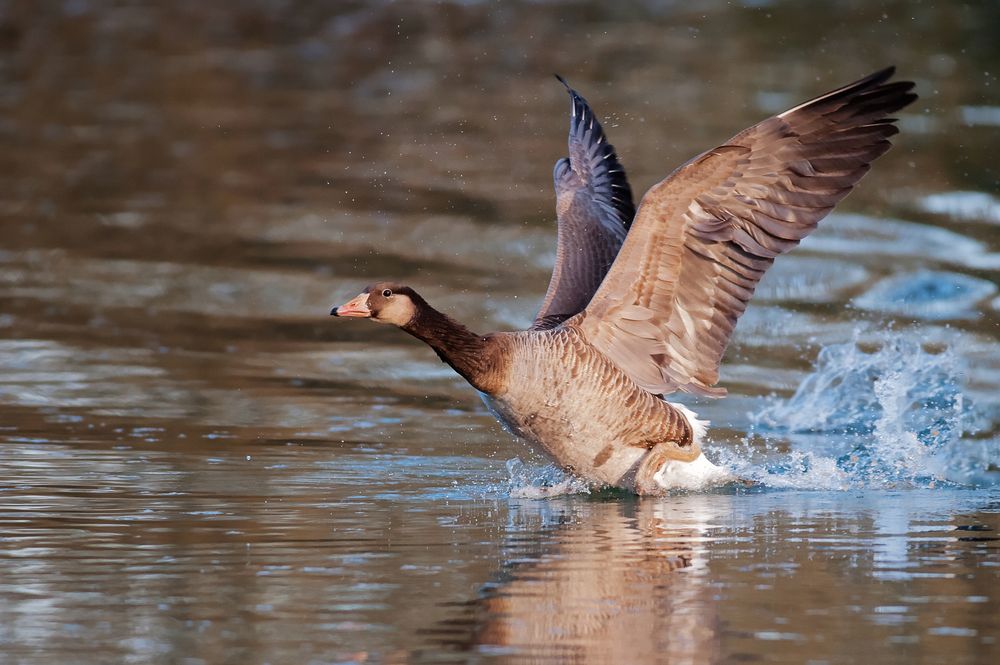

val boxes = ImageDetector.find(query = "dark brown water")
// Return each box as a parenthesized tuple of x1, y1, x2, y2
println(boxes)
(1, 1, 999, 663)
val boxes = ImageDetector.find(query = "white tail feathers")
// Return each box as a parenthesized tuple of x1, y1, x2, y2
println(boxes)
(654, 403, 733, 490)
(671, 402, 709, 447)
(653, 453, 735, 490)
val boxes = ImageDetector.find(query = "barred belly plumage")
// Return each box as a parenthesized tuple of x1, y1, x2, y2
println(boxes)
(477, 328, 703, 489)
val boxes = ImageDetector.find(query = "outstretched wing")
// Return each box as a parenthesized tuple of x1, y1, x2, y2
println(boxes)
(573, 67, 917, 396)
(531, 76, 636, 330)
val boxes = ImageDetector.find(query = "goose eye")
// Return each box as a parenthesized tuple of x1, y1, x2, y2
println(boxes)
(381, 289, 392, 298)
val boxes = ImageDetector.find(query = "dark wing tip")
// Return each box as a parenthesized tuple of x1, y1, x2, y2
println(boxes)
(780, 66, 917, 122)
(554, 74, 589, 108)
(555, 74, 587, 121)
(551, 74, 636, 230)
(865, 65, 896, 86)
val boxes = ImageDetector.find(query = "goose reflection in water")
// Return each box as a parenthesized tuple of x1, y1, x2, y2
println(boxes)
(462, 499, 722, 663)
(423, 491, 1000, 664)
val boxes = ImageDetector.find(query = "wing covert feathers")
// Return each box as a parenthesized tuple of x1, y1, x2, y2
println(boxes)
(576, 67, 917, 397)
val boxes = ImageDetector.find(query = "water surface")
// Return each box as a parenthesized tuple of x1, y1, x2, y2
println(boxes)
(0, 1, 998, 663)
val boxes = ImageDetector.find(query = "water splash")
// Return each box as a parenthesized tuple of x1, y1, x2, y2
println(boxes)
(755, 333, 964, 440)
(720, 331, 997, 489)
(504, 458, 592, 498)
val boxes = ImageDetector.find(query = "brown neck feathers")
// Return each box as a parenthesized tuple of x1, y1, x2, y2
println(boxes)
(402, 299, 498, 393)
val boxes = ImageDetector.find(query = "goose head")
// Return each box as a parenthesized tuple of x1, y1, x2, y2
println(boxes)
(330, 282, 420, 327)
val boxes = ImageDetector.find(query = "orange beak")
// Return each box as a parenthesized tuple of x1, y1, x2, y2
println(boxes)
(330, 293, 371, 318)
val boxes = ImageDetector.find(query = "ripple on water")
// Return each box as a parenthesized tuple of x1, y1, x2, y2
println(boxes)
(918, 190, 1000, 225)
(754, 256, 869, 303)
(802, 213, 1000, 269)
(960, 105, 1000, 127)
(0, 254, 333, 318)
(732, 306, 862, 347)
(853, 270, 997, 320)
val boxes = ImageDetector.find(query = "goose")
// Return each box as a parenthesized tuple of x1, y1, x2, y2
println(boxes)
(331, 67, 916, 494)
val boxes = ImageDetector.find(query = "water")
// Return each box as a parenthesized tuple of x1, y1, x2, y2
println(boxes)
(1, 1, 999, 663)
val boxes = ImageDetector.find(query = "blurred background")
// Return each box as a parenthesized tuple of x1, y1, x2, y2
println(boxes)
(0, 1, 998, 664)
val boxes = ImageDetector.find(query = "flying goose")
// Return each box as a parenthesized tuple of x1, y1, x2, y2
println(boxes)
(331, 67, 917, 494)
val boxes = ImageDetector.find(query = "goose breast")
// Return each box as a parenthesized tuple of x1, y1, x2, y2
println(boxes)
(480, 327, 696, 488)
